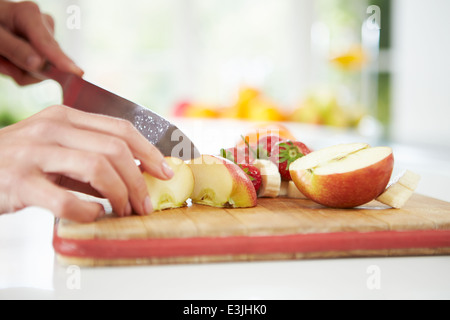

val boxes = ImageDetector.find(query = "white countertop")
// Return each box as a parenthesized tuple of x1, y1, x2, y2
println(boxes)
(1, 119, 450, 300)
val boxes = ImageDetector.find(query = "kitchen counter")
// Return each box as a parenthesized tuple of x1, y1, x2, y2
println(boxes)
(1, 119, 450, 300)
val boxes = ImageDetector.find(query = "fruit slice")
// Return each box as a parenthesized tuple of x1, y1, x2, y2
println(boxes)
(270, 140, 312, 180)
(287, 180, 307, 199)
(279, 181, 307, 199)
(289, 143, 394, 208)
(279, 180, 289, 197)
(397, 169, 421, 190)
(238, 163, 262, 193)
(187, 155, 257, 208)
(252, 159, 281, 197)
(236, 123, 296, 147)
(376, 170, 421, 208)
(143, 157, 194, 211)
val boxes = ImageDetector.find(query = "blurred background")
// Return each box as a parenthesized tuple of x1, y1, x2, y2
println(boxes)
(1, 0, 450, 149)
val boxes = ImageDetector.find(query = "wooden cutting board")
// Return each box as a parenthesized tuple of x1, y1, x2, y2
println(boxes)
(53, 193, 450, 267)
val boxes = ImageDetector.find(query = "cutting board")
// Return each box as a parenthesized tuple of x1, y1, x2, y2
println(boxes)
(53, 194, 450, 267)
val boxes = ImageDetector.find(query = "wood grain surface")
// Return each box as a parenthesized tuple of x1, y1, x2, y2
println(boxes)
(53, 194, 450, 266)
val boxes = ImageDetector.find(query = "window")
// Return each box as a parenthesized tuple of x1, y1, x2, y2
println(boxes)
(0, 0, 391, 135)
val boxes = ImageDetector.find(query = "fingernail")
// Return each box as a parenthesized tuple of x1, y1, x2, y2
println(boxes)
(161, 161, 174, 179)
(144, 196, 153, 215)
(69, 62, 84, 76)
(27, 55, 42, 70)
(125, 202, 132, 216)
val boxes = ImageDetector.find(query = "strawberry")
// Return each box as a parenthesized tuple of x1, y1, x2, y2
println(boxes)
(220, 146, 255, 164)
(270, 140, 312, 180)
(238, 163, 262, 193)
(221, 144, 261, 192)
(257, 134, 285, 158)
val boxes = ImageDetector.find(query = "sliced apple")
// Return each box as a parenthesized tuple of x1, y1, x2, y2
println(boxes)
(143, 157, 194, 211)
(289, 143, 394, 208)
(187, 155, 257, 208)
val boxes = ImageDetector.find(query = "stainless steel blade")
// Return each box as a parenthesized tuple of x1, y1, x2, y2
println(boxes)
(39, 64, 199, 160)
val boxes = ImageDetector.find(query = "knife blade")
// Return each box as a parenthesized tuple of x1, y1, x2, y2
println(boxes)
(37, 63, 200, 161)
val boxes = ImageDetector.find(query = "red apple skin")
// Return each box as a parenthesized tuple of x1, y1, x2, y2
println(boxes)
(220, 156, 258, 207)
(189, 155, 257, 208)
(290, 153, 394, 208)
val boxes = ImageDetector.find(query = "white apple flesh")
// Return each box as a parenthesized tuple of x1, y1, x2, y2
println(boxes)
(143, 157, 194, 211)
(289, 143, 394, 208)
(187, 155, 257, 208)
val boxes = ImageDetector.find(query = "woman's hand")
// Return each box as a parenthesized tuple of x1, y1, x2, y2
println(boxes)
(0, 0, 83, 85)
(0, 105, 174, 222)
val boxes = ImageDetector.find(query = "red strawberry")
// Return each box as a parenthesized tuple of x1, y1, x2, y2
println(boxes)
(257, 134, 285, 158)
(242, 144, 257, 163)
(238, 163, 262, 193)
(220, 146, 255, 164)
(270, 140, 312, 180)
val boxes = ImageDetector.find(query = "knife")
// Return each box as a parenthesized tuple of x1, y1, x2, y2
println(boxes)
(37, 63, 200, 161)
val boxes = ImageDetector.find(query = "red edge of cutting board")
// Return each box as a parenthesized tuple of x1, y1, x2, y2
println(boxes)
(52, 226, 450, 260)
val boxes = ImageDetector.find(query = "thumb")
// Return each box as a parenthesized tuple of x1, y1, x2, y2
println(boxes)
(19, 174, 105, 223)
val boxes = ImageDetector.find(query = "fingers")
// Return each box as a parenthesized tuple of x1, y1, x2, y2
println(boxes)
(0, 25, 43, 73)
(42, 14, 55, 35)
(10, 1, 83, 76)
(1, 105, 175, 221)
(29, 144, 133, 217)
(48, 106, 174, 181)
(54, 128, 152, 216)
(0, 1, 83, 81)
(17, 145, 131, 216)
(0, 56, 41, 86)
(0, 165, 104, 223)
(21, 106, 162, 216)
(19, 173, 105, 223)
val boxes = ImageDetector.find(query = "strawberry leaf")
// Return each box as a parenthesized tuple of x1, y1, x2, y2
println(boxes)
(277, 142, 304, 167)
(240, 135, 259, 159)
(238, 164, 255, 181)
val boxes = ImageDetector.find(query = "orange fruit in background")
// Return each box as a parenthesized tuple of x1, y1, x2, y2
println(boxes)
(330, 45, 368, 71)
(184, 104, 219, 118)
(235, 87, 261, 119)
(246, 97, 285, 122)
(236, 123, 296, 147)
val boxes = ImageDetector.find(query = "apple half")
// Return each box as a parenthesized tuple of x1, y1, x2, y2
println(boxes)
(289, 143, 394, 208)
(187, 155, 257, 208)
(143, 157, 194, 211)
